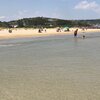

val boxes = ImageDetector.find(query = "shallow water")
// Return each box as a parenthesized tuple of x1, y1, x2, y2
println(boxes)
(0, 33, 100, 100)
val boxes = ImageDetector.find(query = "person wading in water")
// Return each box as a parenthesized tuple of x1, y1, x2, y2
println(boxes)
(74, 29, 78, 37)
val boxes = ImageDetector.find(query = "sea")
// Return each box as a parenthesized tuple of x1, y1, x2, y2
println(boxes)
(0, 32, 100, 100)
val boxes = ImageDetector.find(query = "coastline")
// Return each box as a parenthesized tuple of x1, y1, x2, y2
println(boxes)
(0, 28, 100, 40)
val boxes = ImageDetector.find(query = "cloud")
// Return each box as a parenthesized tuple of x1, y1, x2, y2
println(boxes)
(74, 0, 100, 13)
(0, 16, 6, 19)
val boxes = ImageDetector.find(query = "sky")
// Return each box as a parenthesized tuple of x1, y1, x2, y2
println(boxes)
(0, 0, 100, 21)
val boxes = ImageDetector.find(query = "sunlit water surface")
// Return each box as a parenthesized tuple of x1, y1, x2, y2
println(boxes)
(0, 33, 100, 100)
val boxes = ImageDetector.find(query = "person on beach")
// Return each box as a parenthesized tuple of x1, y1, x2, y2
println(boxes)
(82, 35, 85, 39)
(74, 29, 78, 37)
(56, 27, 61, 32)
(38, 29, 41, 33)
(9, 29, 12, 33)
(44, 28, 47, 32)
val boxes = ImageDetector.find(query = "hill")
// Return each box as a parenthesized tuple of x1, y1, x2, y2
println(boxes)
(0, 17, 100, 28)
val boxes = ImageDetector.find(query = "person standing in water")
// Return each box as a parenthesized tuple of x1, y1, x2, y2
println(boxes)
(74, 29, 78, 37)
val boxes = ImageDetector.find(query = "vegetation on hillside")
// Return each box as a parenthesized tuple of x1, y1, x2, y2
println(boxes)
(0, 17, 100, 28)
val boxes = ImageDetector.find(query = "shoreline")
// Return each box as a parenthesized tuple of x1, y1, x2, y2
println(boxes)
(0, 28, 100, 40)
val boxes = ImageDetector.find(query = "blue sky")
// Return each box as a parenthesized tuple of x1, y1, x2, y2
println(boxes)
(0, 0, 100, 21)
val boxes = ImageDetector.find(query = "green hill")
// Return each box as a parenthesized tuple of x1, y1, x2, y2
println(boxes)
(0, 17, 100, 28)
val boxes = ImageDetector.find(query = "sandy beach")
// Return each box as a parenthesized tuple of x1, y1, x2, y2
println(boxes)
(0, 28, 100, 39)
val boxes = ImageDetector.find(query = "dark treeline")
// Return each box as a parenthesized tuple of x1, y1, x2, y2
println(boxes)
(0, 17, 100, 28)
(0, 21, 9, 27)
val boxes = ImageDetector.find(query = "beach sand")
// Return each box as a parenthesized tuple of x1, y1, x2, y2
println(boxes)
(0, 28, 100, 39)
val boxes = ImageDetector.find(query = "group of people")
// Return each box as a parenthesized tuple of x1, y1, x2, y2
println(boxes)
(38, 28, 46, 33)
(7, 27, 85, 39)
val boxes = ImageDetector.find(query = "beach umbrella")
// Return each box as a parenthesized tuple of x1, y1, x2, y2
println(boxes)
(63, 27, 69, 31)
